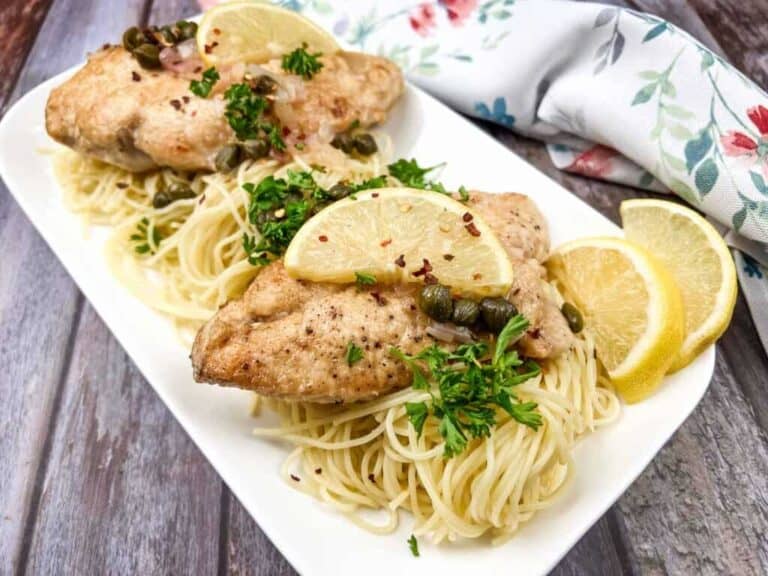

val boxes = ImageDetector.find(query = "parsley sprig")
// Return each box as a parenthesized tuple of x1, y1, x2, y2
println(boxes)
(387, 158, 449, 194)
(281, 43, 324, 79)
(224, 83, 285, 150)
(130, 217, 162, 255)
(189, 66, 220, 98)
(391, 314, 542, 458)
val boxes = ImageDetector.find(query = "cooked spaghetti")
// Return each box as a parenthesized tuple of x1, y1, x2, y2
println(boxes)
(254, 331, 619, 544)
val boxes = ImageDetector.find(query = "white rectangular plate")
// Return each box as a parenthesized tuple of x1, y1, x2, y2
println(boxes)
(0, 71, 714, 576)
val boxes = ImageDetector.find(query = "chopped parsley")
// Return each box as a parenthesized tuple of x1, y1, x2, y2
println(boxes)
(355, 271, 377, 287)
(346, 341, 364, 366)
(224, 83, 285, 150)
(189, 66, 219, 98)
(407, 534, 420, 557)
(281, 43, 324, 79)
(458, 185, 470, 203)
(130, 217, 162, 255)
(391, 314, 542, 458)
(387, 158, 448, 194)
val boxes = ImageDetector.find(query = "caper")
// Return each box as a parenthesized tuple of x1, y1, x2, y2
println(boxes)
(159, 25, 178, 46)
(451, 299, 480, 327)
(480, 297, 518, 334)
(176, 20, 198, 41)
(418, 284, 453, 323)
(214, 144, 242, 172)
(352, 133, 377, 156)
(561, 302, 584, 333)
(330, 133, 354, 154)
(252, 75, 278, 95)
(122, 27, 145, 52)
(242, 138, 270, 160)
(327, 182, 353, 199)
(152, 182, 196, 209)
(133, 43, 161, 69)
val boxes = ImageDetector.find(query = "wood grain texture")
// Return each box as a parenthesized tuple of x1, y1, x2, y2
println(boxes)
(22, 305, 223, 575)
(0, 0, 54, 110)
(687, 0, 768, 90)
(1, 1, 767, 575)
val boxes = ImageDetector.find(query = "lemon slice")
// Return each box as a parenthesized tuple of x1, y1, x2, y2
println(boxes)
(283, 188, 514, 297)
(547, 237, 684, 402)
(620, 199, 737, 372)
(197, 1, 339, 66)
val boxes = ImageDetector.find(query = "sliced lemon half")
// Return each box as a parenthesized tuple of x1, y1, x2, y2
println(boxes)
(284, 188, 514, 297)
(197, 1, 339, 66)
(620, 199, 737, 372)
(547, 236, 684, 403)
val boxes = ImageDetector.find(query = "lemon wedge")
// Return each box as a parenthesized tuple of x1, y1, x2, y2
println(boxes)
(620, 199, 737, 372)
(196, 1, 339, 66)
(283, 188, 514, 297)
(547, 237, 684, 402)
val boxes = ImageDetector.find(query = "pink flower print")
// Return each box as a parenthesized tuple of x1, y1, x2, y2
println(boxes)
(720, 104, 768, 178)
(565, 144, 620, 178)
(439, 0, 478, 26)
(409, 4, 437, 37)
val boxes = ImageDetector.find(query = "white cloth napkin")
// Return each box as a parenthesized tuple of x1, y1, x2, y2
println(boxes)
(228, 0, 768, 346)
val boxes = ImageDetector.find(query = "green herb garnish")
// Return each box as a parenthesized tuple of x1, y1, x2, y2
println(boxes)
(346, 341, 364, 366)
(391, 314, 541, 458)
(408, 534, 420, 557)
(387, 158, 449, 194)
(281, 43, 324, 79)
(189, 66, 220, 98)
(458, 185, 470, 203)
(355, 271, 377, 287)
(224, 83, 285, 150)
(129, 217, 162, 255)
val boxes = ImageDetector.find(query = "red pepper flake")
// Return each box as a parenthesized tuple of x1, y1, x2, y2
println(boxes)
(368, 474, 376, 483)
(116, 182, 128, 189)
(170, 99, 182, 110)
(297, 133, 306, 141)
(182, 95, 190, 104)
(191, 110, 197, 117)
(198, 194, 206, 205)
(204, 41, 219, 54)
(443, 253, 455, 261)
(282, 126, 291, 137)
(380, 238, 392, 247)
(213, 27, 221, 35)
(372, 192, 379, 198)
(395, 254, 406, 268)
(424, 273, 439, 285)
(290, 474, 301, 482)
(411, 258, 433, 278)
(318, 235, 328, 242)
(370, 292, 388, 306)
(465, 222, 481, 237)
(462, 212, 474, 222)
(194, 66, 203, 73)
(131, 71, 141, 82)
(473, 273, 483, 280)
(315, 468, 322, 474)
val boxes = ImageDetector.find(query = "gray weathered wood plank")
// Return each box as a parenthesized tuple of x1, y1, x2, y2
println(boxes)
(22, 305, 223, 575)
(687, 0, 768, 90)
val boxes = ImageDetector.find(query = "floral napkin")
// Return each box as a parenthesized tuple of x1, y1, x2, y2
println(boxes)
(210, 0, 768, 348)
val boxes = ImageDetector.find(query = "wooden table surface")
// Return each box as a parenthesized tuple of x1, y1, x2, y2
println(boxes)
(1, 0, 767, 574)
